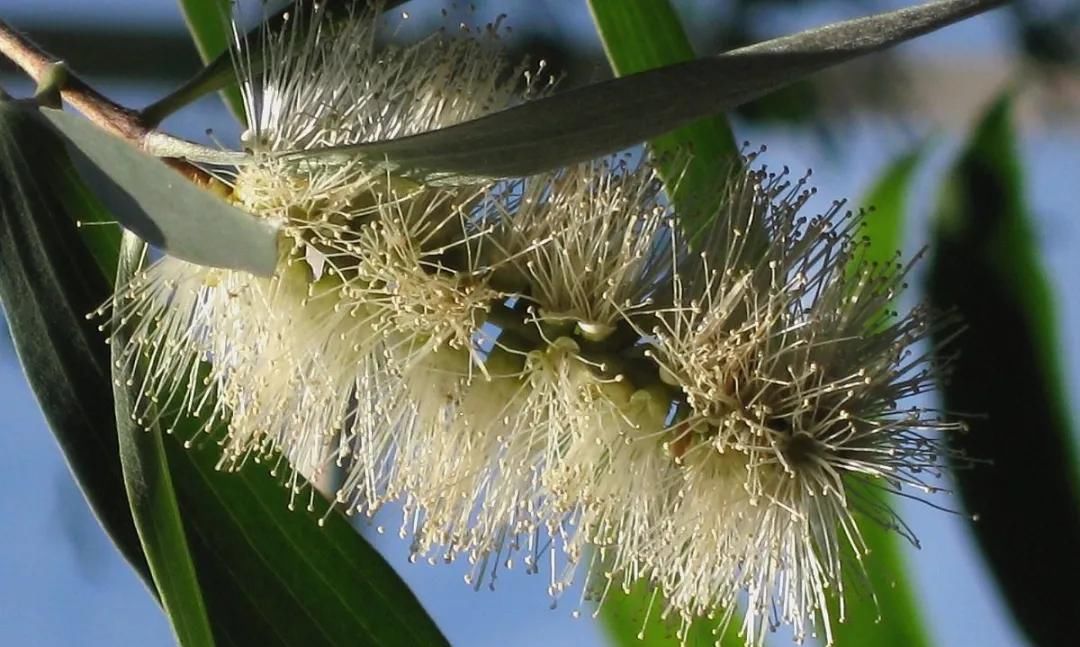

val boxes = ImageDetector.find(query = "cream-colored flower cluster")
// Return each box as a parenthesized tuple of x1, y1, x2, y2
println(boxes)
(113, 5, 961, 645)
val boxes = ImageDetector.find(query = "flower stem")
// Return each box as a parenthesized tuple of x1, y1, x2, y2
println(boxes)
(140, 59, 235, 128)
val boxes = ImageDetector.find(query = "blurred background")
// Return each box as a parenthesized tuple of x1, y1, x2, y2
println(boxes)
(0, 1, 1077, 645)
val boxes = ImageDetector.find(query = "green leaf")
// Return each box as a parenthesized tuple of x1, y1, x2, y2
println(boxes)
(292, 0, 1005, 185)
(113, 233, 216, 647)
(0, 98, 151, 586)
(0, 99, 448, 647)
(166, 428, 449, 647)
(172, 0, 245, 122)
(926, 95, 1080, 646)
(830, 150, 929, 647)
(832, 491, 929, 647)
(587, 0, 739, 239)
(40, 107, 281, 276)
(857, 150, 921, 267)
(600, 580, 742, 647)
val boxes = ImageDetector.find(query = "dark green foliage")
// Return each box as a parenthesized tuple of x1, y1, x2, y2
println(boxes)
(0, 98, 448, 647)
(0, 99, 151, 585)
(927, 96, 1080, 647)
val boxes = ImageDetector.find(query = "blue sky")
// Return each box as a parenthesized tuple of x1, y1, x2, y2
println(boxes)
(1, 1, 1077, 646)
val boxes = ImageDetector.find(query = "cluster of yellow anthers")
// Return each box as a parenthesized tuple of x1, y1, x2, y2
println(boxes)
(111, 5, 961, 645)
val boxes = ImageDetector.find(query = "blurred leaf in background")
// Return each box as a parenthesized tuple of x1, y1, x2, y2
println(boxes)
(173, 0, 244, 121)
(927, 95, 1080, 647)
(828, 149, 930, 647)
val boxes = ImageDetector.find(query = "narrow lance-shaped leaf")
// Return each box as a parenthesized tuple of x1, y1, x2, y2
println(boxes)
(40, 107, 281, 276)
(588, 0, 740, 240)
(0, 97, 150, 586)
(926, 95, 1080, 647)
(830, 149, 930, 647)
(284, 0, 1005, 185)
(113, 232, 216, 647)
(165, 424, 451, 647)
(0, 99, 449, 646)
(170, 0, 245, 122)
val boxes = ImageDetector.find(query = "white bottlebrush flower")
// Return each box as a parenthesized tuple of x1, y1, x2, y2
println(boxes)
(109, 4, 964, 646)
(112, 3, 536, 501)
(485, 157, 673, 335)
(351, 160, 682, 574)
(635, 168, 963, 644)
(475, 161, 685, 583)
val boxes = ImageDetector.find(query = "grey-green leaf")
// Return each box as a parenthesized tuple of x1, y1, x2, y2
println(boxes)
(293, 0, 1005, 185)
(587, 0, 741, 242)
(0, 97, 151, 588)
(0, 99, 448, 647)
(40, 107, 280, 276)
(113, 232, 216, 647)
(926, 94, 1080, 647)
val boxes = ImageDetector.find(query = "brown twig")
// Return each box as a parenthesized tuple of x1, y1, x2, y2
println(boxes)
(0, 18, 148, 143)
(0, 18, 220, 185)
